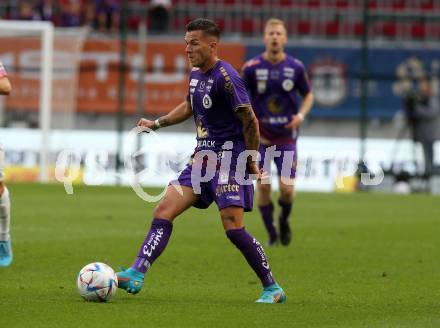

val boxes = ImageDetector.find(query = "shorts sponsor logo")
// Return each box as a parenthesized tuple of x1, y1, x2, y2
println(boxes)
(215, 183, 240, 196)
(226, 195, 240, 200)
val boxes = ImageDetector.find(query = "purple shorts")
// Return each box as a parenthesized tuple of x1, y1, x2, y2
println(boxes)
(172, 165, 254, 212)
(258, 143, 297, 179)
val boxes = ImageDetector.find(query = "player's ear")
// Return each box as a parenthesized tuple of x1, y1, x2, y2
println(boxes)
(209, 40, 217, 51)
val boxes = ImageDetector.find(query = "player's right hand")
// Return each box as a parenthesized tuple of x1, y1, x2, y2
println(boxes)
(247, 161, 269, 182)
(137, 118, 156, 132)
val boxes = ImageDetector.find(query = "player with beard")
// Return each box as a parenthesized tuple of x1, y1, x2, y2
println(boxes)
(116, 19, 286, 304)
(242, 18, 314, 246)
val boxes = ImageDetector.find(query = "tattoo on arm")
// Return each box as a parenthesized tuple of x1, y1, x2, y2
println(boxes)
(158, 101, 192, 127)
(235, 105, 260, 152)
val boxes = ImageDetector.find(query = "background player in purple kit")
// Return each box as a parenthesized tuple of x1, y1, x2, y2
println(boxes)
(242, 18, 314, 246)
(0, 59, 13, 267)
(117, 18, 286, 304)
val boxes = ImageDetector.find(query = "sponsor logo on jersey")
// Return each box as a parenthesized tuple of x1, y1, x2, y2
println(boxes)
(256, 69, 268, 80)
(197, 118, 209, 138)
(220, 67, 234, 95)
(190, 78, 199, 87)
(283, 67, 295, 78)
(258, 80, 266, 94)
(268, 116, 289, 124)
(267, 95, 283, 114)
(206, 78, 214, 92)
(197, 140, 216, 148)
(282, 79, 294, 92)
(198, 81, 206, 92)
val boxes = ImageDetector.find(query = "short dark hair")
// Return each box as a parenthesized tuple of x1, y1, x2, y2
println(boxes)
(186, 18, 221, 39)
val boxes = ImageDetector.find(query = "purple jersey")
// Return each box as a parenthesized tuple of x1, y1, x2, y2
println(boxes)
(242, 54, 311, 144)
(187, 60, 251, 153)
(174, 60, 254, 212)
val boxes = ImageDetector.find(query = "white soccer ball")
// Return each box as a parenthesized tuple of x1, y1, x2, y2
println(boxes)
(77, 262, 118, 302)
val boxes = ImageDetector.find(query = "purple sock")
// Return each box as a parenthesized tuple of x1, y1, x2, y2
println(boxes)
(226, 228, 276, 287)
(278, 199, 293, 225)
(258, 202, 277, 240)
(131, 218, 173, 274)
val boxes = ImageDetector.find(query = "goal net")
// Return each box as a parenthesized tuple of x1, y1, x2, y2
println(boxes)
(0, 20, 88, 182)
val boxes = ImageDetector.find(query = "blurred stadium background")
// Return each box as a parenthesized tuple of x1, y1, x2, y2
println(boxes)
(0, 0, 439, 193)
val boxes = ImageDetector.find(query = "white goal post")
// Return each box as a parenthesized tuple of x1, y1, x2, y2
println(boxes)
(0, 20, 54, 182)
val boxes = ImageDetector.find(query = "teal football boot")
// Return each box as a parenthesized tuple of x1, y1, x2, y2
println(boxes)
(255, 283, 286, 304)
(116, 267, 144, 294)
(0, 240, 12, 267)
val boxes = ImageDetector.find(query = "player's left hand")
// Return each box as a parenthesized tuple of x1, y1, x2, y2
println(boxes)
(285, 114, 303, 130)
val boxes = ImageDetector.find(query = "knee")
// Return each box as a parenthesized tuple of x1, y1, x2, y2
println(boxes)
(259, 183, 271, 195)
(280, 187, 294, 203)
(221, 213, 242, 231)
(258, 183, 271, 204)
(153, 201, 172, 220)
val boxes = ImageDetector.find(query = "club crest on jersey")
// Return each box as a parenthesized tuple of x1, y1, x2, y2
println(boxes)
(282, 79, 294, 92)
(202, 94, 212, 109)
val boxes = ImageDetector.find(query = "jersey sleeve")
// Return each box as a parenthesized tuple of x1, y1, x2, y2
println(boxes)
(0, 61, 7, 78)
(241, 62, 252, 90)
(217, 67, 251, 112)
(295, 60, 311, 96)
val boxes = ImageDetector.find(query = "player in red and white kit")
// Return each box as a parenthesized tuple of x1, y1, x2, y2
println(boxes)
(0, 59, 12, 267)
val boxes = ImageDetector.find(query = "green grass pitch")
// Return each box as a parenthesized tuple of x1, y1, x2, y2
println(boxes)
(0, 183, 439, 327)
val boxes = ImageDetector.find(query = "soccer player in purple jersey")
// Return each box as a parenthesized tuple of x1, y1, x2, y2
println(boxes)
(242, 18, 314, 246)
(116, 19, 286, 304)
(0, 59, 13, 267)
